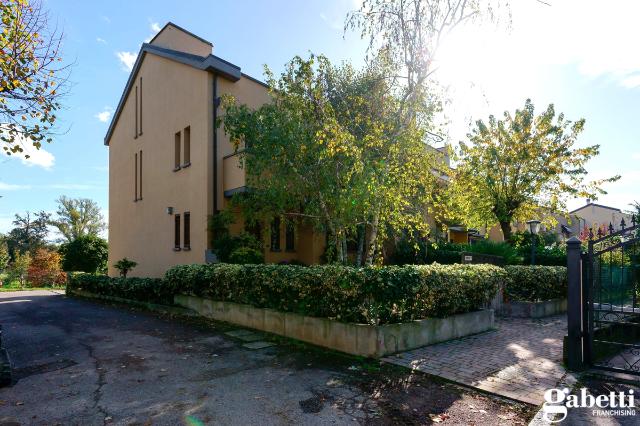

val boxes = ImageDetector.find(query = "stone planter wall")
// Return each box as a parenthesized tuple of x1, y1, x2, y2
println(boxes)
(174, 294, 494, 358)
(500, 298, 567, 319)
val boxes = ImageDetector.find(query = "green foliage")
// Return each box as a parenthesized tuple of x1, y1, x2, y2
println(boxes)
(222, 54, 441, 265)
(59, 235, 108, 273)
(228, 246, 264, 264)
(466, 240, 521, 265)
(8, 251, 31, 286)
(113, 258, 137, 278)
(7, 211, 50, 258)
(0, 238, 9, 272)
(214, 232, 263, 263)
(503, 266, 567, 302)
(49, 196, 106, 242)
(449, 99, 619, 240)
(165, 263, 504, 325)
(509, 231, 567, 266)
(67, 274, 172, 305)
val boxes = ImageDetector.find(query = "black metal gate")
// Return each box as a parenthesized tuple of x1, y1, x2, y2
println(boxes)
(583, 216, 640, 374)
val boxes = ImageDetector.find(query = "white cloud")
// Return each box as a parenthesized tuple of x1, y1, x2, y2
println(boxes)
(101, 16, 111, 24)
(632, 153, 640, 160)
(150, 22, 161, 33)
(94, 106, 113, 123)
(0, 182, 30, 191)
(1, 132, 55, 170)
(116, 51, 137, 71)
(96, 37, 107, 45)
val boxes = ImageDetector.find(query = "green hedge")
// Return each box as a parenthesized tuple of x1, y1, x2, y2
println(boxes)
(67, 274, 172, 305)
(503, 265, 567, 302)
(67, 263, 568, 323)
(165, 263, 505, 324)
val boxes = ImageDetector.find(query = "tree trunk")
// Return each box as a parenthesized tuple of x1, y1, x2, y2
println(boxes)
(342, 234, 348, 265)
(355, 224, 365, 267)
(500, 221, 512, 242)
(365, 213, 380, 266)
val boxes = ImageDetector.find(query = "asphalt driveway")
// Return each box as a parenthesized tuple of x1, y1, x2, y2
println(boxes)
(0, 291, 532, 425)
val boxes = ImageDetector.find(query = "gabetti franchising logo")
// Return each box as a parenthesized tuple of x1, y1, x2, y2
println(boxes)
(542, 388, 636, 422)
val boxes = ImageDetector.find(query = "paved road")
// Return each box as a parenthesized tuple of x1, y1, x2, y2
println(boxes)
(0, 291, 532, 425)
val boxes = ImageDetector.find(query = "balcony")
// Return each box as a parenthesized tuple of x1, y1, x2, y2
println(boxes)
(223, 151, 246, 197)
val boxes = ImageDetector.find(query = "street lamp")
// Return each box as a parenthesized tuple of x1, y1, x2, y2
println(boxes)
(526, 219, 541, 265)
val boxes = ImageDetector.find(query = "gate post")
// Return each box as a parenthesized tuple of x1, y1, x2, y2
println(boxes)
(566, 236, 585, 371)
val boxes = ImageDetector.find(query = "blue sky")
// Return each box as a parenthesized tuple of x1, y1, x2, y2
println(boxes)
(2, 0, 639, 235)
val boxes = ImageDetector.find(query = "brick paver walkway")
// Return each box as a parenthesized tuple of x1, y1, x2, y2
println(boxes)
(383, 315, 567, 405)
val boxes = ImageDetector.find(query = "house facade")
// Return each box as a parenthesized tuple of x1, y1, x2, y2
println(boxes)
(106, 23, 326, 277)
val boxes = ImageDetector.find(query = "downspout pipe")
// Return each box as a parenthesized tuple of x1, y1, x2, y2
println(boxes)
(213, 73, 219, 214)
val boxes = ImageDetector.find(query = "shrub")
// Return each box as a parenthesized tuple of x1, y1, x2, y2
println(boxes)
(59, 236, 108, 273)
(114, 258, 137, 278)
(214, 232, 263, 263)
(67, 274, 172, 305)
(467, 240, 522, 265)
(165, 263, 505, 324)
(228, 246, 264, 264)
(503, 265, 567, 302)
(27, 248, 66, 287)
(7, 251, 32, 286)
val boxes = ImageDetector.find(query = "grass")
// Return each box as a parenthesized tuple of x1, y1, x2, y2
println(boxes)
(0, 286, 65, 292)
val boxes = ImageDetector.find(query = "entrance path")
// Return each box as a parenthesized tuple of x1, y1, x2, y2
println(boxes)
(383, 315, 568, 405)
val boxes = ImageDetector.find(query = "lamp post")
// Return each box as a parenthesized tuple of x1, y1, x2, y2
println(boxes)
(526, 219, 541, 265)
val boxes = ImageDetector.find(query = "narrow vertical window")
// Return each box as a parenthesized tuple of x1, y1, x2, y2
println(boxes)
(184, 212, 191, 250)
(270, 217, 281, 251)
(139, 150, 142, 200)
(134, 86, 138, 139)
(183, 126, 191, 166)
(174, 214, 181, 250)
(134, 152, 138, 201)
(285, 222, 295, 251)
(174, 131, 181, 170)
(139, 78, 143, 135)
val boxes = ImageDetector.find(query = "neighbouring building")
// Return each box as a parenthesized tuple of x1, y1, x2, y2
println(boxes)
(567, 200, 634, 237)
(106, 23, 328, 277)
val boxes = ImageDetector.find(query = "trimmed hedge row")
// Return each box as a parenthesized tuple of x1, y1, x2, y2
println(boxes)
(67, 274, 171, 305)
(503, 265, 568, 302)
(67, 263, 569, 323)
(164, 263, 505, 324)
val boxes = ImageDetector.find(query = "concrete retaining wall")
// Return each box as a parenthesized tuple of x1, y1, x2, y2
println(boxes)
(174, 294, 494, 358)
(501, 298, 567, 318)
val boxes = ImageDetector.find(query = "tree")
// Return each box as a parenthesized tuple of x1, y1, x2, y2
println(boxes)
(449, 99, 619, 241)
(27, 247, 65, 287)
(114, 258, 137, 278)
(346, 0, 505, 130)
(59, 235, 108, 273)
(0, 237, 9, 273)
(49, 196, 105, 242)
(0, 0, 68, 159)
(8, 251, 31, 286)
(222, 55, 440, 265)
(7, 210, 50, 257)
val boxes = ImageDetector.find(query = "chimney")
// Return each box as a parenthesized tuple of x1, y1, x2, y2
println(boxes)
(586, 198, 591, 205)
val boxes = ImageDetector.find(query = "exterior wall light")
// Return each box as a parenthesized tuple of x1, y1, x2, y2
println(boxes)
(167, 207, 174, 215)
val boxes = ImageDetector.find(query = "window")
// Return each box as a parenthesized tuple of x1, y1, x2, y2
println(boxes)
(174, 214, 181, 250)
(285, 221, 295, 251)
(134, 86, 138, 139)
(139, 150, 143, 199)
(184, 212, 191, 250)
(139, 77, 143, 136)
(134, 152, 138, 201)
(183, 126, 191, 166)
(174, 131, 181, 170)
(270, 217, 281, 251)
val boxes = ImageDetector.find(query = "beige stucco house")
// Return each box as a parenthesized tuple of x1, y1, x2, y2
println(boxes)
(568, 200, 634, 237)
(105, 23, 326, 277)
